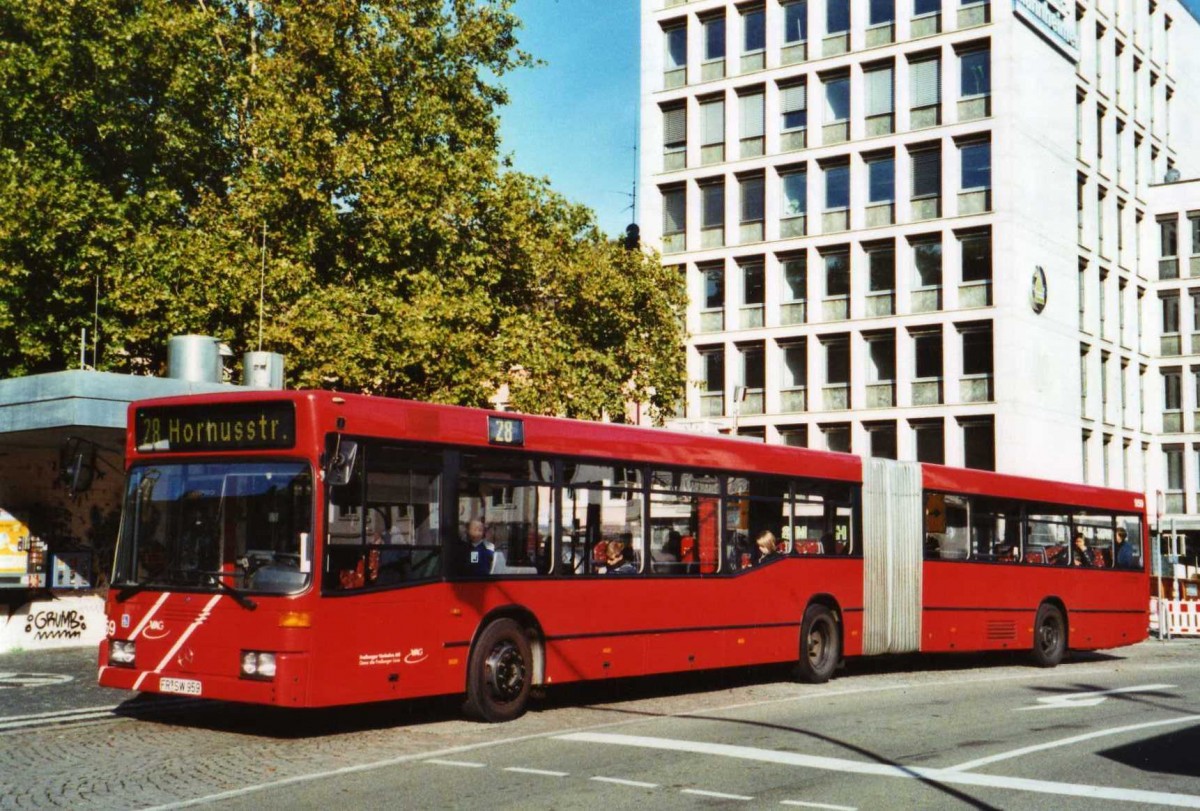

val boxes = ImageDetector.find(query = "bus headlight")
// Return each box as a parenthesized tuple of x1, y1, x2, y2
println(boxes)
(109, 640, 136, 667)
(240, 651, 277, 680)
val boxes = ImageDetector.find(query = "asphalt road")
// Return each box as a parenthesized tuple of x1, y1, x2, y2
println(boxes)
(1, 640, 1198, 810)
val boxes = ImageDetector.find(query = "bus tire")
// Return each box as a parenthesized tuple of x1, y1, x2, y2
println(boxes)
(1031, 604, 1066, 668)
(464, 618, 532, 723)
(797, 604, 839, 684)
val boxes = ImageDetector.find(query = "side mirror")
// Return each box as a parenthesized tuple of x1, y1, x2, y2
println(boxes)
(59, 437, 97, 495)
(325, 439, 359, 487)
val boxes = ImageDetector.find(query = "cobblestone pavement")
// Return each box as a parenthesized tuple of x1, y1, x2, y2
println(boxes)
(1, 640, 1197, 810)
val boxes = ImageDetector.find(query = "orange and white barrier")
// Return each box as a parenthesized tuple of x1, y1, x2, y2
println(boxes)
(1150, 597, 1200, 637)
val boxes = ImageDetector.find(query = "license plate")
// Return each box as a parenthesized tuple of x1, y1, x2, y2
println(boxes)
(159, 677, 202, 696)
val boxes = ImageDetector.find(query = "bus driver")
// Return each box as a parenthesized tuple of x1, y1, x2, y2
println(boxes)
(463, 519, 494, 575)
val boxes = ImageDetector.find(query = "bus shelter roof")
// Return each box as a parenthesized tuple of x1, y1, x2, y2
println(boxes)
(0, 370, 234, 451)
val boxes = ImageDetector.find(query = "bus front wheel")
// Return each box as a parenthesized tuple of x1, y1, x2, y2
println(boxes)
(464, 618, 532, 722)
(1031, 604, 1066, 668)
(797, 604, 840, 684)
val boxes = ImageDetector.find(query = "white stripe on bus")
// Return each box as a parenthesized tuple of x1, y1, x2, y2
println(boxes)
(132, 594, 222, 691)
(128, 592, 172, 641)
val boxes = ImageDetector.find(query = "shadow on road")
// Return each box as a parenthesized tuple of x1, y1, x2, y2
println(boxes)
(111, 646, 1125, 741)
(110, 691, 466, 738)
(1101, 724, 1200, 778)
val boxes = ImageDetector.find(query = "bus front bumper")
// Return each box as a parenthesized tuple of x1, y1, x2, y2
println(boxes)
(98, 651, 310, 707)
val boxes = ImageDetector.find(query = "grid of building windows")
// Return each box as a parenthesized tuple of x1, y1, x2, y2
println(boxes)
(645, 0, 1193, 498)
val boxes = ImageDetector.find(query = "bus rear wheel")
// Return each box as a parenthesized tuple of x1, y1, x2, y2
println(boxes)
(797, 604, 839, 684)
(464, 618, 532, 722)
(1031, 604, 1066, 668)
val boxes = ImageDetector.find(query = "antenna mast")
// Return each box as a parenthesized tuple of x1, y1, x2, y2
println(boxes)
(92, 274, 99, 368)
(258, 222, 267, 352)
(630, 120, 639, 223)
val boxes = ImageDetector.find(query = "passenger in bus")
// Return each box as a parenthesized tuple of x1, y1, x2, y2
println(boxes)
(463, 518, 495, 576)
(658, 530, 682, 563)
(138, 541, 167, 579)
(924, 535, 941, 559)
(755, 530, 782, 565)
(1069, 532, 1093, 567)
(605, 540, 636, 574)
(367, 540, 408, 586)
(1115, 527, 1135, 568)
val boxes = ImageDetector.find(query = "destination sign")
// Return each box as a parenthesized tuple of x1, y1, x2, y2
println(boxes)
(135, 402, 296, 452)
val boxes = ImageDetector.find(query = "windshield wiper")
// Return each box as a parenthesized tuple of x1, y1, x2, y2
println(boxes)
(198, 572, 257, 611)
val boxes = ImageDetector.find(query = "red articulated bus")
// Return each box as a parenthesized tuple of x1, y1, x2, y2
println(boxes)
(97, 391, 1148, 721)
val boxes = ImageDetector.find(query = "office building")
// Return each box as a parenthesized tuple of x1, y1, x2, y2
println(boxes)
(640, 0, 1200, 538)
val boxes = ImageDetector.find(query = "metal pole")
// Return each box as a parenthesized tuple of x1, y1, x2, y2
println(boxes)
(92, 274, 99, 368)
(258, 222, 267, 352)
(1160, 520, 1173, 640)
(1171, 520, 1180, 610)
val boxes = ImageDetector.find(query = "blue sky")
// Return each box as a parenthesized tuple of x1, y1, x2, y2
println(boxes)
(499, 1, 641, 238)
(498, 0, 1200, 239)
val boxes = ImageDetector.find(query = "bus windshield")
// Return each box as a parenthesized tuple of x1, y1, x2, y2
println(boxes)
(113, 461, 314, 595)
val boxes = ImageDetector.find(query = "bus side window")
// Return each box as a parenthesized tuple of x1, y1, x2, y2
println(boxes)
(460, 452, 555, 577)
(726, 474, 789, 566)
(791, 491, 827, 554)
(1026, 510, 1070, 566)
(324, 443, 447, 591)
(822, 482, 856, 555)
(1073, 513, 1115, 568)
(562, 463, 643, 576)
(939, 496, 969, 559)
(789, 481, 854, 555)
(649, 467, 717, 574)
(324, 438, 366, 591)
(1117, 515, 1142, 568)
(970, 498, 1022, 562)
(648, 490, 710, 574)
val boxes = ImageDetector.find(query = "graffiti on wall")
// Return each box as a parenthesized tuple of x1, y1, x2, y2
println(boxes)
(24, 608, 88, 641)
(1, 596, 105, 653)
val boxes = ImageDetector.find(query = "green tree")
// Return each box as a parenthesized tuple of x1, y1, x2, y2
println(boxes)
(0, 0, 685, 422)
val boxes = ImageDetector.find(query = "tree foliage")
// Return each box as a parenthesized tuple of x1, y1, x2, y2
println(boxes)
(0, 0, 685, 422)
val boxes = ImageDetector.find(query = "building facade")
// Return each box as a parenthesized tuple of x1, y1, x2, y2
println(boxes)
(639, 0, 1200, 539)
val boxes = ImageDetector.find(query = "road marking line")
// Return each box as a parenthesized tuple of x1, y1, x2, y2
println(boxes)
(682, 789, 754, 800)
(504, 767, 568, 777)
(557, 732, 1200, 808)
(0, 704, 120, 723)
(947, 713, 1200, 772)
(780, 801, 856, 810)
(0, 710, 116, 731)
(137, 662, 1200, 810)
(0, 698, 201, 733)
(591, 776, 659, 788)
(0, 672, 74, 688)
(424, 759, 486, 768)
(1016, 683, 1177, 711)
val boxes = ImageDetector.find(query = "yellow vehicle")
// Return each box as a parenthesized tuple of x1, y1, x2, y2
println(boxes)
(0, 509, 32, 586)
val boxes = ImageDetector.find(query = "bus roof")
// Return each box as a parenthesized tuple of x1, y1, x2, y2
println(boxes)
(126, 389, 864, 483)
(921, 462, 1145, 513)
(126, 390, 1147, 514)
